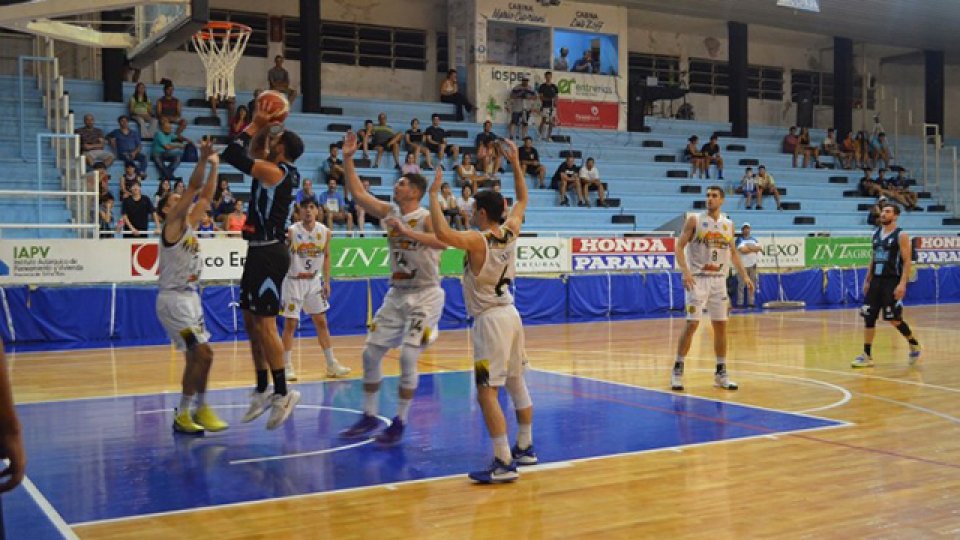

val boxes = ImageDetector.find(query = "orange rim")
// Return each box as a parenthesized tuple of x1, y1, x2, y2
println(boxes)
(195, 21, 252, 40)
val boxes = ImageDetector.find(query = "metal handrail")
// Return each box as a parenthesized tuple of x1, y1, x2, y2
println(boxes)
(18, 54, 57, 160)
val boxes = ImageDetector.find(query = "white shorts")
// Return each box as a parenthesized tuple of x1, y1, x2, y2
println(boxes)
(367, 286, 445, 349)
(473, 305, 528, 387)
(156, 290, 210, 351)
(281, 276, 329, 318)
(684, 275, 729, 322)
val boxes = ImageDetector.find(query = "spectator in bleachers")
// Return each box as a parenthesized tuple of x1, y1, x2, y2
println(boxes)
(439, 69, 474, 122)
(554, 154, 584, 207)
(229, 105, 249, 139)
(518, 137, 546, 189)
(151, 118, 183, 181)
(213, 179, 235, 217)
(458, 184, 475, 223)
(120, 162, 145, 200)
(268, 55, 297, 105)
(782, 126, 798, 157)
(128, 82, 155, 137)
(821, 128, 851, 169)
(88, 162, 110, 202)
(208, 93, 236, 124)
(371, 112, 403, 169)
(755, 165, 782, 210)
(475, 120, 502, 176)
(173, 121, 196, 162)
(840, 131, 858, 169)
(99, 196, 117, 238)
(439, 182, 465, 230)
(319, 179, 354, 233)
(76, 114, 115, 168)
(735, 223, 762, 308)
(870, 132, 893, 170)
(405, 119, 431, 168)
(739, 166, 758, 210)
(867, 196, 885, 226)
(888, 168, 919, 210)
(153, 178, 171, 207)
(683, 135, 707, 179)
(347, 178, 374, 236)
(108, 116, 147, 173)
(320, 144, 344, 185)
(455, 153, 485, 189)
(221, 200, 246, 233)
(700, 134, 724, 179)
(854, 131, 869, 168)
(795, 126, 821, 168)
(121, 181, 159, 237)
(358, 119, 375, 160)
(424, 114, 459, 169)
(537, 71, 559, 141)
(507, 76, 537, 140)
(554, 47, 570, 71)
(401, 152, 422, 175)
(572, 50, 593, 73)
(247, 89, 261, 118)
(173, 179, 186, 196)
(156, 83, 187, 133)
(197, 211, 219, 238)
(296, 178, 319, 207)
(858, 168, 883, 198)
(579, 157, 609, 207)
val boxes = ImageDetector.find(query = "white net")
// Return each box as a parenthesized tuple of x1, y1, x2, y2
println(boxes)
(192, 24, 250, 99)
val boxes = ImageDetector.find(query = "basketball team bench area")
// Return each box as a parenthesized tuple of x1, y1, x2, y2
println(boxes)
(7, 370, 844, 537)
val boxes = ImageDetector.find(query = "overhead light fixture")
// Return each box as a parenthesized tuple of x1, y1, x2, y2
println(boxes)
(776, 0, 820, 13)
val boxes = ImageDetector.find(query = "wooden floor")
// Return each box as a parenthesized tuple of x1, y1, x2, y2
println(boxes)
(10, 304, 960, 538)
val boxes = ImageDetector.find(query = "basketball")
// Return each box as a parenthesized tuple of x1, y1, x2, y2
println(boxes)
(257, 90, 290, 123)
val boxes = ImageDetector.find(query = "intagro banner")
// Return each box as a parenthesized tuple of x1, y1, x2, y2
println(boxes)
(516, 237, 570, 274)
(571, 237, 675, 272)
(477, 64, 622, 128)
(804, 237, 872, 267)
(913, 235, 960, 264)
(754, 236, 805, 269)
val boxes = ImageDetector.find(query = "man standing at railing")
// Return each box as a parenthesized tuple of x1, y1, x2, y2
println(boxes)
(852, 203, 922, 368)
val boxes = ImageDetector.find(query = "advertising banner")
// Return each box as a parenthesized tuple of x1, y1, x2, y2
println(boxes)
(913, 235, 960, 264)
(804, 237, 872, 267)
(754, 236, 805, 269)
(516, 237, 570, 274)
(571, 237, 675, 272)
(555, 99, 618, 129)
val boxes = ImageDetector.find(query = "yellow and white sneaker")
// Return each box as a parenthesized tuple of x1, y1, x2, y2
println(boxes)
(173, 408, 204, 434)
(326, 361, 352, 378)
(193, 405, 229, 432)
(285, 362, 298, 382)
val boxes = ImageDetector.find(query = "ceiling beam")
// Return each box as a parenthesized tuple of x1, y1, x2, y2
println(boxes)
(0, 0, 186, 26)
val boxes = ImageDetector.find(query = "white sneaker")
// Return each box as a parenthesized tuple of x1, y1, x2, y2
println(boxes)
(241, 391, 271, 423)
(285, 362, 298, 382)
(714, 373, 739, 390)
(326, 361, 352, 378)
(266, 390, 301, 430)
(670, 371, 684, 391)
(851, 354, 874, 368)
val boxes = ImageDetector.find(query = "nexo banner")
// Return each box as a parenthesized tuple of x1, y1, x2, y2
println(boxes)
(913, 236, 960, 264)
(516, 237, 570, 274)
(755, 236, 805, 268)
(571, 237, 675, 271)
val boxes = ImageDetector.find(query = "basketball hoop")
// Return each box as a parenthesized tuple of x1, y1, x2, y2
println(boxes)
(192, 21, 251, 100)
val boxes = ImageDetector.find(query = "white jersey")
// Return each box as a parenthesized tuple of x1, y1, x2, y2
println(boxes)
(463, 225, 517, 316)
(287, 221, 329, 279)
(687, 212, 735, 276)
(158, 224, 202, 293)
(383, 204, 442, 290)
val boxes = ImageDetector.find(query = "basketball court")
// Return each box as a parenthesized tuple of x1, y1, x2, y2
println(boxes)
(4, 304, 960, 538)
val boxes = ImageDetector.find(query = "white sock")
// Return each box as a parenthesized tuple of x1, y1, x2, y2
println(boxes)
(195, 392, 206, 407)
(492, 435, 512, 463)
(323, 348, 336, 367)
(283, 350, 292, 366)
(178, 394, 193, 414)
(516, 423, 532, 449)
(363, 391, 378, 416)
(396, 398, 412, 423)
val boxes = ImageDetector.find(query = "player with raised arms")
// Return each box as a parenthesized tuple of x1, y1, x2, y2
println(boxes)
(337, 130, 448, 445)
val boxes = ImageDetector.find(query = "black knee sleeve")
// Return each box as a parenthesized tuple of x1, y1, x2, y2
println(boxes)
(896, 321, 912, 337)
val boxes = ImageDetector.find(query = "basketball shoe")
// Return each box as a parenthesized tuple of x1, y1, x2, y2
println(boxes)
(326, 361, 352, 378)
(242, 391, 271, 423)
(193, 405, 229, 432)
(266, 390, 301, 430)
(908, 344, 922, 365)
(671, 370, 684, 391)
(714, 372, 738, 390)
(374, 416, 405, 446)
(284, 362, 298, 382)
(340, 414, 380, 438)
(468, 458, 519, 484)
(851, 354, 874, 368)
(173, 408, 204, 434)
(511, 444, 538, 466)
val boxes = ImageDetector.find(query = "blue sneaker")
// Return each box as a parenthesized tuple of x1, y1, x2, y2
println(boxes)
(374, 416, 405, 446)
(469, 458, 519, 484)
(908, 344, 922, 365)
(339, 414, 380, 438)
(511, 444, 538, 466)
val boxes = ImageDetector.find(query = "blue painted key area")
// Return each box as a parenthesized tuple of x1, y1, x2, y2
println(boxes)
(11, 370, 843, 535)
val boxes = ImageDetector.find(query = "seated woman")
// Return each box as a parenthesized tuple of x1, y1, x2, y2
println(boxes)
(229, 105, 249, 139)
(794, 127, 821, 168)
(683, 135, 707, 179)
(439, 69, 474, 121)
(220, 200, 246, 233)
(455, 153, 486, 189)
(127, 82, 155, 137)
